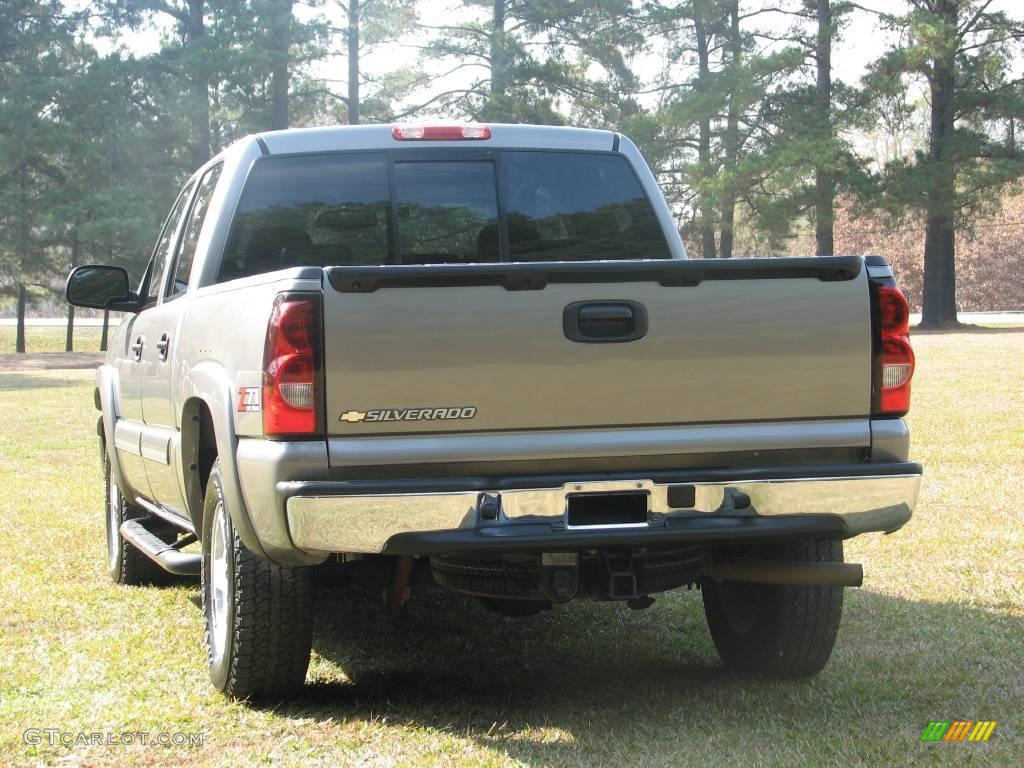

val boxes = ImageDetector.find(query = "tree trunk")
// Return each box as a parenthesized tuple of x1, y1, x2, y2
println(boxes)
(66, 224, 79, 352)
(210, 83, 222, 153)
(814, 0, 834, 256)
(920, 1, 959, 327)
(694, 9, 716, 259)
(16, 170, 31, 352)
(719, 0, 741, 260)
(270, 0, 292, 130)
(65, 305, 75, 352)
(189, 0, 210, 169)
(490, 0, 507, 101)
(347, 0, 360, 124)
(922, 216, 956, 325)
(16, 284, 26, 354)
(100, 309, 110, 353)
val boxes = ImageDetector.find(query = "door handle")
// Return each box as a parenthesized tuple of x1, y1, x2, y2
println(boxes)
(563, 300, 648, 343)
(131, 336, 144, 361)
(156, 333, 170, 361)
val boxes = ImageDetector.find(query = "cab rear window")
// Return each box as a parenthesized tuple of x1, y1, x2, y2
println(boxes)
(219, 150, 670, 281)
(501, 152, 670, 262)
(220, 153, 391, 282)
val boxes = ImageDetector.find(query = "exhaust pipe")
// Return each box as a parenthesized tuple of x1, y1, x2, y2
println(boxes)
(707, 558, 863, 587)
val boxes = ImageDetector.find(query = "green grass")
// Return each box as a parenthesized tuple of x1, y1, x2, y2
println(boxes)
(1, 332, 1022, 767)
(0, 326, 105, 353)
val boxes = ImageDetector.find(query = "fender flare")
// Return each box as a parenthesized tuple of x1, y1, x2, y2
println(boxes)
(185, 362, 269, 560)
(96, 365, 131, 495)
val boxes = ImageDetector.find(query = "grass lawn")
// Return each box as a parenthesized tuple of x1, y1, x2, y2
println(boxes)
(1, 331, 1021, 767)
(0, 326, 104, 354)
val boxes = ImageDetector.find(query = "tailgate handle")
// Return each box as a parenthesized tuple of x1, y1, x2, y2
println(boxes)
(564, 301, 647, 343)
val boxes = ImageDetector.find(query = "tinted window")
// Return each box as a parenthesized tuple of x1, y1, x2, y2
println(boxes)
(168, 163, 222, 298)
(217, 149, 670, 281)
(147, 182, 194, 302)
(220, 153, 390, 282)
(394, 161, 499, 264)
(501, 152, 670, 261)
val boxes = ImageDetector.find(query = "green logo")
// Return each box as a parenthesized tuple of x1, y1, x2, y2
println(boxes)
(922, 720, 996, 742)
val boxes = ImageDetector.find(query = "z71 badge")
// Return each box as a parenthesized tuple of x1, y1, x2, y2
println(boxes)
(237, 387, 260, 412)
(339, 407, 476, 423)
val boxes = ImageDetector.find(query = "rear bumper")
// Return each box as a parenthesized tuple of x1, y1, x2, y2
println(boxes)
(279, 463, 922, 556)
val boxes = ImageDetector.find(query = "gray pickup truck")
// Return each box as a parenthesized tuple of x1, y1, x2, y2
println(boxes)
(66, 123, 921, 700)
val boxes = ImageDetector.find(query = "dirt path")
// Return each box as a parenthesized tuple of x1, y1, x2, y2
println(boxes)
(0, 352, 103, 372)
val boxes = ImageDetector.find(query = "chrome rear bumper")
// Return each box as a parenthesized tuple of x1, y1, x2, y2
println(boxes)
(283, 465, 922, 555)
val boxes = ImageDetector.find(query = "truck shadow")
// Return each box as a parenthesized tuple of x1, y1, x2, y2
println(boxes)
(276, 584, 1021, 764)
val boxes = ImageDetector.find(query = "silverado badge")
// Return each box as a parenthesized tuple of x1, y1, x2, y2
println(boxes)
(339, 407, 476, 423)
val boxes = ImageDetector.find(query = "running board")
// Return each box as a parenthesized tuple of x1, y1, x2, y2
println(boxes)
(120, 519, 201, 576)
(134, 496, 195, 534)
(707, 558, 863, 587)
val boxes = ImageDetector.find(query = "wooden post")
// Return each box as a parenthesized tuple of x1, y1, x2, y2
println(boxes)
(16, 284, 26, 353)
(100, 309, 110, 352)
(65, 303, 75, 352)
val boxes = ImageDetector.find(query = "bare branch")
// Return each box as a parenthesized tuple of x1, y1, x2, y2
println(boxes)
(958, 0, 996, 36)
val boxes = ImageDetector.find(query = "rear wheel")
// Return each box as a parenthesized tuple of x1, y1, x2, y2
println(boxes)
(701, 539, 844, 679)
(104, 452, 169, 586)
(202, 459, 314, 700)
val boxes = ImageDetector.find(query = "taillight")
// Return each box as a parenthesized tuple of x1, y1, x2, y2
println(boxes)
(391, 124, 491, 141)
(872, 282, 915, 416)
(263, 293, 322, 436)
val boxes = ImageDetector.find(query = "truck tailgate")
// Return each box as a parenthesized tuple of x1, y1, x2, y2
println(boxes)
(321, 258, 870, 437)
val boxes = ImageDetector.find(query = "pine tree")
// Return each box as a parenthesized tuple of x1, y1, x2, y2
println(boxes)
(328, 0, 420, 124)
(123, 1, 212, 169)
(650, 0, 806, 258)
(425, 0, 640, 123)
(867, 0, 1024, 326)
(0, 1, 80, 297)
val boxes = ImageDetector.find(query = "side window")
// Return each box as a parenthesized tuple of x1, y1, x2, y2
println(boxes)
(146, 183, 194, 303)
(166, 163, 223, 299)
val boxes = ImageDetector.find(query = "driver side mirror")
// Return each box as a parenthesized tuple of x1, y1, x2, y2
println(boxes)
(65, 264, 139, 312)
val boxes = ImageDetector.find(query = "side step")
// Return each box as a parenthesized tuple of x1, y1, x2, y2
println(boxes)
(120, 519, 202, 576)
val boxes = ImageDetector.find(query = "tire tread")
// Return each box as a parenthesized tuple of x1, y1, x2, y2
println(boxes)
(702, 538, 844, 679)
(202, 460, 313, 701)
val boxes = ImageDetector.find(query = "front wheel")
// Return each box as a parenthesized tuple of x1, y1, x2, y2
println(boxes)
(202, 459, 314, 700)
(701, 539, 845, 679)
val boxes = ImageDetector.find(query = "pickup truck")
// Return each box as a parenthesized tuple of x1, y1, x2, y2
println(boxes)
(66, 123, 922, 701)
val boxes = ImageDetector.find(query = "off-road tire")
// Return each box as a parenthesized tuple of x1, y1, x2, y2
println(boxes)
(104, 451, 171, 586)
(701, 538, 844, 679)
(201, 459, 313, 701)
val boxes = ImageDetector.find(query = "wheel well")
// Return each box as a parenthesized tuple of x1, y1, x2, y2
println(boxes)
(181, 397, 218, 537)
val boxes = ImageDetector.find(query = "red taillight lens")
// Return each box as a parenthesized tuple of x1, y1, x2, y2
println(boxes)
(263, 294, 321, 436)
(391, 124, 492, 141)
(878, 288, 910, 334)
(874, 284, 914, 416)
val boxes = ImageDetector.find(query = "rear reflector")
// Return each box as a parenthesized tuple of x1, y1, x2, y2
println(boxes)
(263, 294, 322, 436)
(882, 361, 913, 389)
(391, 124, 492, 141)
(873, 283, 915, 416)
